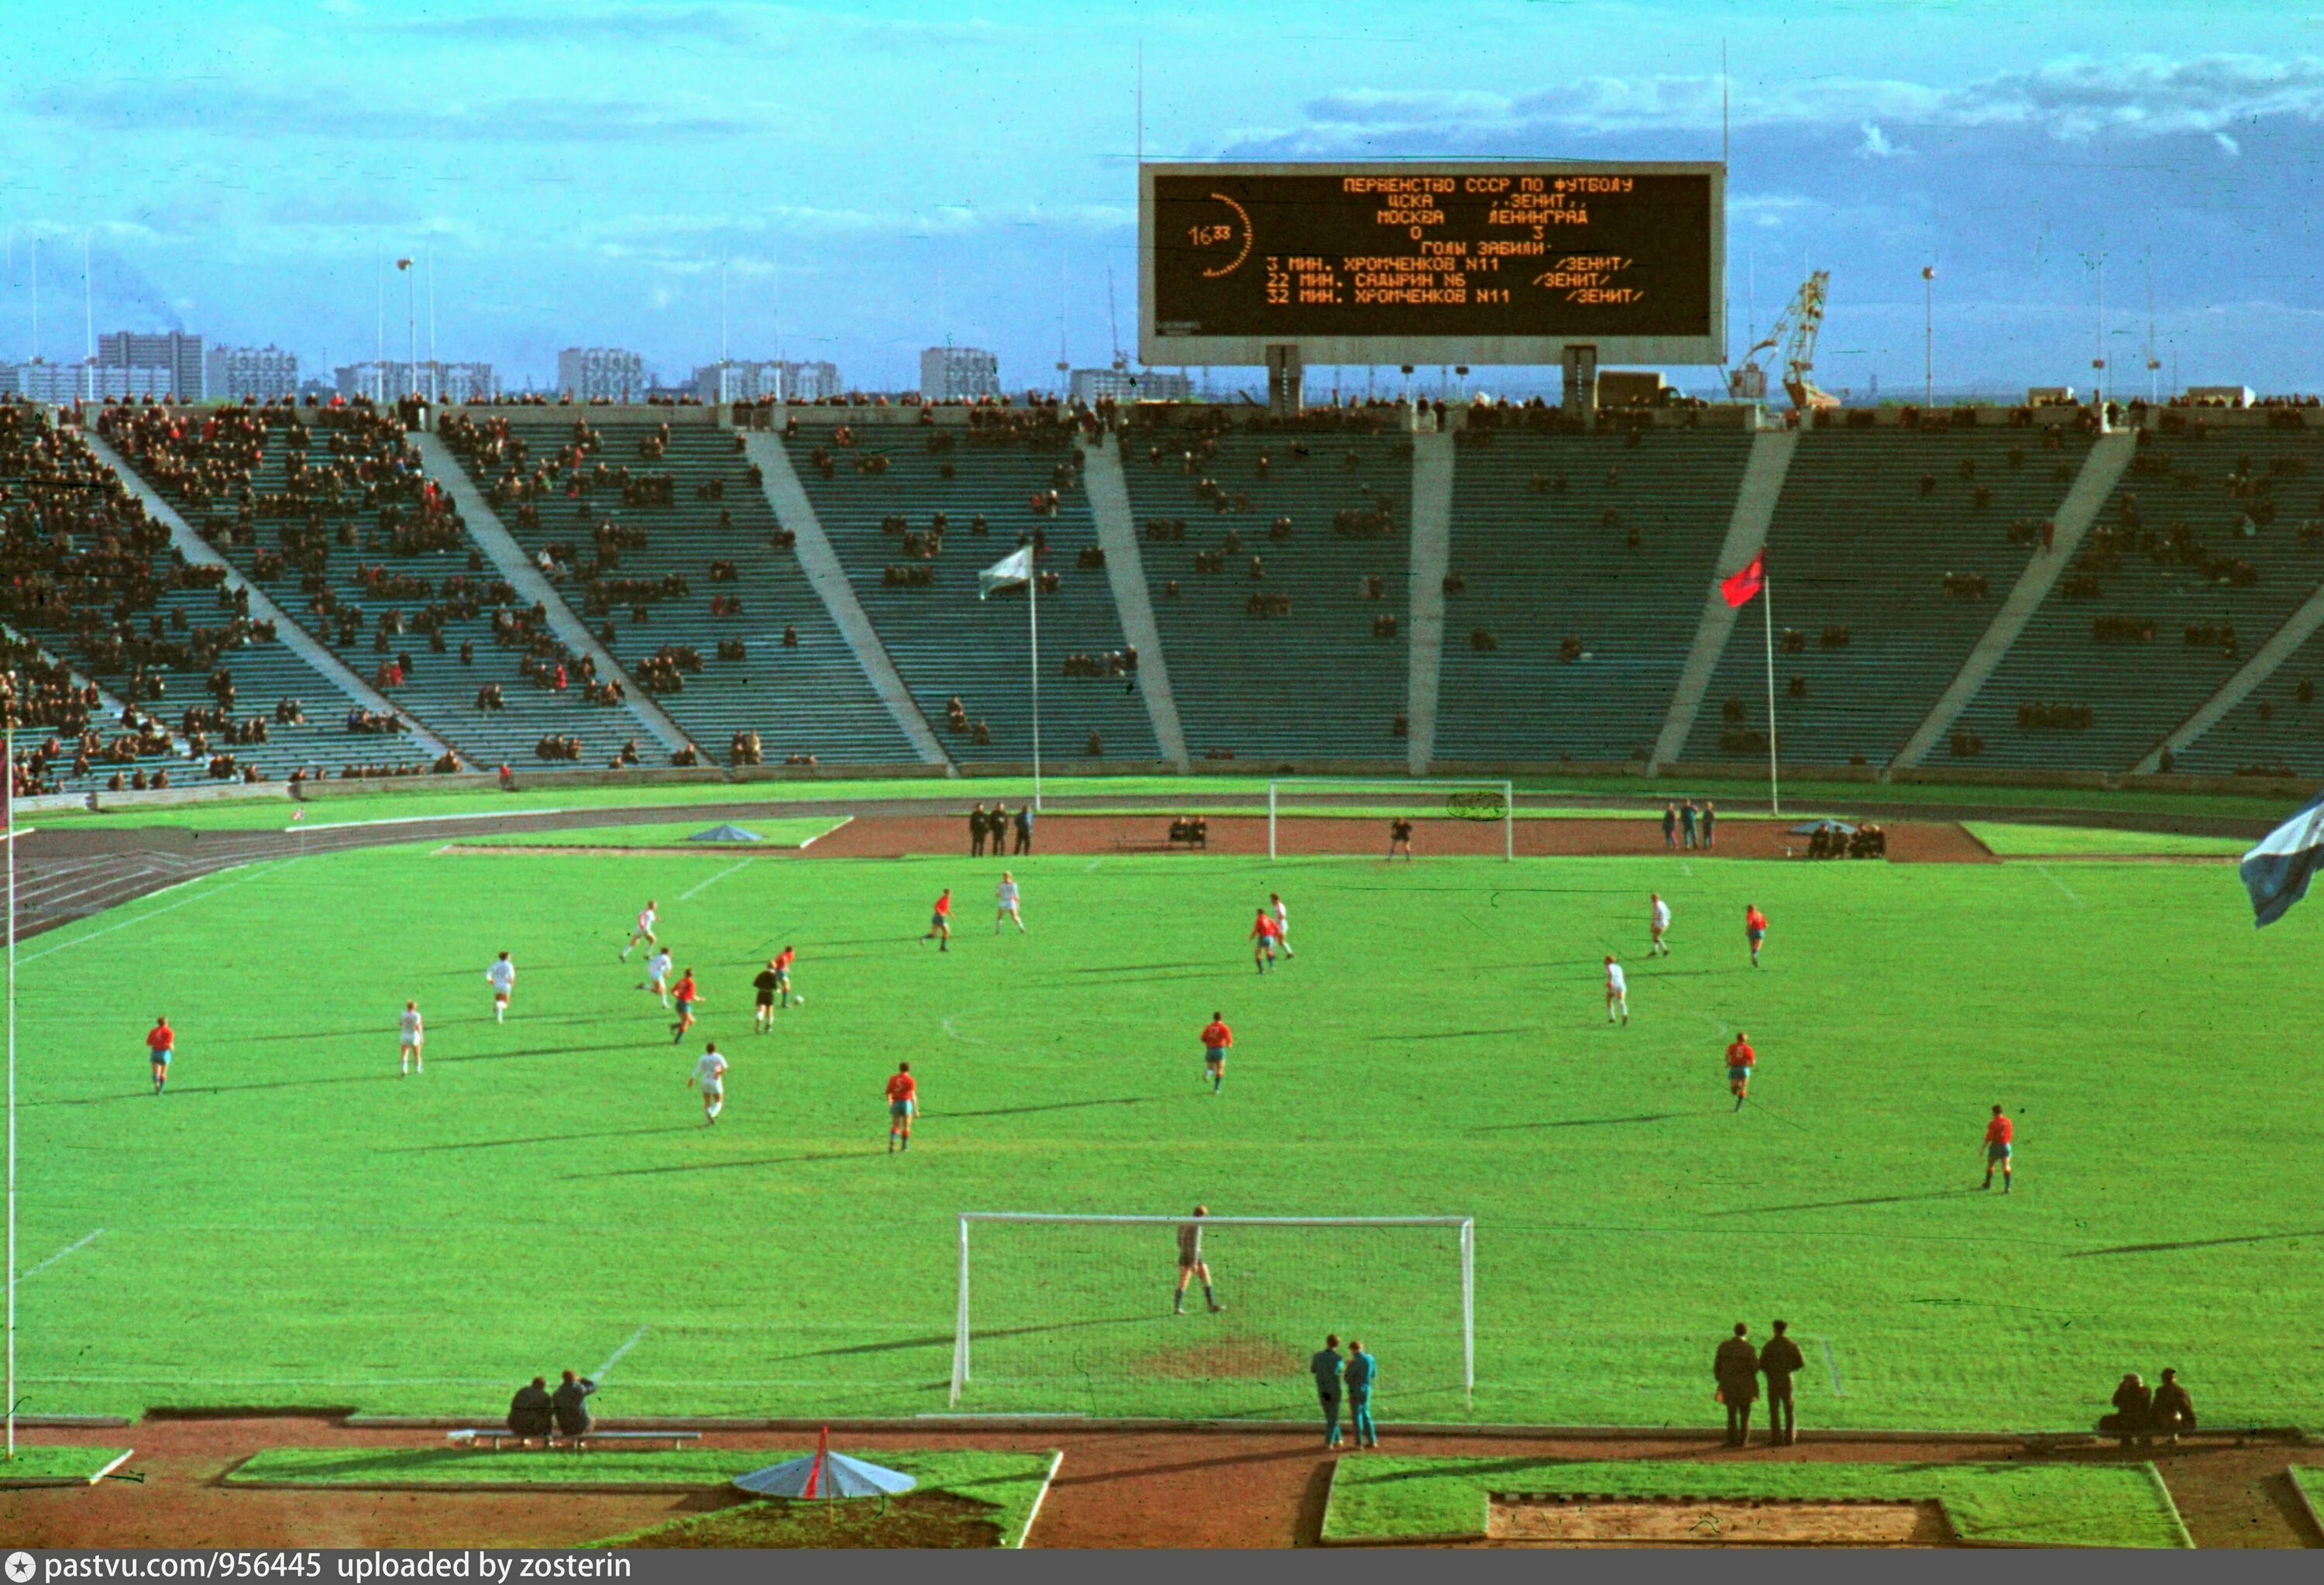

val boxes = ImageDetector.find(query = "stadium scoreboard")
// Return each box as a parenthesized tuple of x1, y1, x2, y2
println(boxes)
(1140, 161, 1723, 368)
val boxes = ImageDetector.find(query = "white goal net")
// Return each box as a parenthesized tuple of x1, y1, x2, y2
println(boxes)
(1266, 778, 1514, 861)
(950, 1214, 1473, 1417)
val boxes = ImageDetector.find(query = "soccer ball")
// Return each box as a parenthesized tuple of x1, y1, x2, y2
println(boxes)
(791, 993, 806, 1005)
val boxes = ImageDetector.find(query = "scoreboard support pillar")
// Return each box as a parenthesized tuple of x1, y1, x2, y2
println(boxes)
(1562, 344, 1599, 421)
(1266, 343, 1304, 415)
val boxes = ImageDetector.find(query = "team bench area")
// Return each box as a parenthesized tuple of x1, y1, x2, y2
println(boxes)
(447, 1428, 702, 1452)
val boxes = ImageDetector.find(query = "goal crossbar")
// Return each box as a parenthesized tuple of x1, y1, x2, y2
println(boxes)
(1266, 778, 1514, 861)
(951, 1212, 1475, 1408)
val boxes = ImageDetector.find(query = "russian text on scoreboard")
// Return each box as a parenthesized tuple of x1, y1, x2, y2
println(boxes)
(1140, 162, 1724, 367)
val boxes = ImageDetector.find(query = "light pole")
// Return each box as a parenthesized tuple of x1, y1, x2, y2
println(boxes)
(397, 258, 415, 404)
(1920, 265, 1935, 407)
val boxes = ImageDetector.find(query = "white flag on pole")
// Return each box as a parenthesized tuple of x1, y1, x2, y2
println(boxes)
(978, 547, 1033, 600)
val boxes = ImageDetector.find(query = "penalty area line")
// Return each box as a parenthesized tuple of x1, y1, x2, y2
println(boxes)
(23, 1228, 104, 1281)
(1819, 1336, 1847, 1398)
(594, 1325, 649, 1381)
(2032, 863, 2083, 906)
(680, 858, 753, 902)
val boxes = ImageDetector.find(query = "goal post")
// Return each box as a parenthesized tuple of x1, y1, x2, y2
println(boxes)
(1267, 777, 1515, 861)
(951, 1213, 1474, 1415)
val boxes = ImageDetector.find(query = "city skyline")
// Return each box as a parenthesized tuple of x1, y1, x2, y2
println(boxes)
(1, 1, 2315, 399)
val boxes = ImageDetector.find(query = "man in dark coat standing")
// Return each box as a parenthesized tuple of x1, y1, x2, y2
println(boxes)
(1759, 1319, 1805, 1445)
(1714, 1323, 1759, 1447)
(969, 803, 989, 857)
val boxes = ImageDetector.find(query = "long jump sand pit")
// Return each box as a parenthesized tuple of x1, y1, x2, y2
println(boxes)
(1486, 1494, 1953, 1547)
(795, 813, 1997, 862)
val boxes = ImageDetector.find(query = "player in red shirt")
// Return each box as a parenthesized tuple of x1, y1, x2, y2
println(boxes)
(669, 970, 703, 1043)
(145, 1015, 175, 1095)
(886, 1061, 919, 1153)
(1249, 907, 1279, 974)
(922, 889, 953, 952)
(1744, 905, 1769, 968)
(1725, 1031, 1755, 1111)
(1982, 1105, 2014, 1194)
(1201, 1013, 1233, 1094)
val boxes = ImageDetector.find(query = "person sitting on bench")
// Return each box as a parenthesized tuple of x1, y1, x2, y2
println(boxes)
(552, 1370, 598, 1438)
(2147, 1368, 2196, 1445)
(508, 1376, 555, 1443)
(2098, 1372, 2151, 1446)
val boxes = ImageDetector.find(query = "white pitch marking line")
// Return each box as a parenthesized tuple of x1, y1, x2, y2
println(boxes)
(680, 858, 753, 902)
(940, 1015, 985, 1046)
(23, 1229, 104, 1281)
(1820, 1336, 1847, 1398)
(2033, 863, 2083, 905)
(21, 861, 292, 964)
(796, 817, 852, 851)
(594, 1325, 649, 1381)
(292, 807, 567, 833)
(1084, 858, 1103, 872)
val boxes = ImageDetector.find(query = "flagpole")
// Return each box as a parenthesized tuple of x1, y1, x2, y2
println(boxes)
(5, 719, 15, 1460)
(1029, 555, 1041, 813)
(1762, 575, 1780, 817)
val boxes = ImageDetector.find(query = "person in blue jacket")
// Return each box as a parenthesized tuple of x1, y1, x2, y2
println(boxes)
(1344, 1339, 1380, 1449)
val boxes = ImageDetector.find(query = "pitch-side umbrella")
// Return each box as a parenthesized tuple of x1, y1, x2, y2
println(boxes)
(1789, 820, 1857, 836)
(733, 1433, 916, 1498)
(687, 824, 763, 843)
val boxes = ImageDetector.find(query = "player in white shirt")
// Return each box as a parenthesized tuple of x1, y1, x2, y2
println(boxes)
(486, 951, 516, 1023)
(1604, 955, 1628, 1026)
(621, 901, 659, 962)
(995, 871, 1025, 933)
(638, 947, 675, 1007)
(399, 1000, 425, 1075)
(1649, 893, 1672, 958)
(1269, 892, 1294, 958)
(687, 1041, 728, 1124)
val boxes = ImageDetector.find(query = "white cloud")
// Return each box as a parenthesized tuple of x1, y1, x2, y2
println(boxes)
(2216, 131, 2243, 154)
(1858, 122, 1901, 158)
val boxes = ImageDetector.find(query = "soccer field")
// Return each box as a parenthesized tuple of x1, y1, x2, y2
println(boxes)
(14, 834, 2319, 1429)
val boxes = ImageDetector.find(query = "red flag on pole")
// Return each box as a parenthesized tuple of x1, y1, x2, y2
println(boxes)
(803, 1424, 829, 1498)
(1721, 552, 1766, 608)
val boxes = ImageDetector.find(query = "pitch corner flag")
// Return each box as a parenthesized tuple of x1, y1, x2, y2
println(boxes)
(978, 547, 1033, 600)
(2241, 789, 2324, 927)
(1721, 551, 1766, 608)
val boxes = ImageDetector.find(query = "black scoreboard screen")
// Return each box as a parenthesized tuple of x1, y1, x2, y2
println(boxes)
(1140, 162, 1722, 366)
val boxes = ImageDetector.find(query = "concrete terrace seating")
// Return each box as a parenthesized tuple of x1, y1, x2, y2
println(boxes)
(1683, 424, 2092, 767)
(12, 407, 364, 786)
(1952, 426, 2324, 770)
(782, 416, 1157, 763)
(452, 413, 917, 766)
(211, 421, 637, 771)
(2174, 621, 2324, 777)
(1436, 425, 1752, 764)
(1122, 421, 1411, 762)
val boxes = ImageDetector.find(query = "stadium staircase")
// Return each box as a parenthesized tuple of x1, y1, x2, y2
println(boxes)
(1649, 428, 1795, 771)
(1893, 428, 2133, 767)
(739, 431, 947, 766)
(777, 418, 1159, 767)
(1122, 422, 1414, 765)
(1945, 425, 2324, 772)
(85, 429, 456, 768)
(1676, 423, 2095, 768)
(1427, 422, 1756, 768)
(1404, 427, 1453, 772)
(411, 430, 694, 761)
(1078, 431, 1190, 768)
(440, 414, 923, 768)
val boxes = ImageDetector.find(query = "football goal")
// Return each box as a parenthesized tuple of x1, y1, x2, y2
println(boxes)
(1266, 777, 1515, 861)
(949, 1213, 1474, 1415)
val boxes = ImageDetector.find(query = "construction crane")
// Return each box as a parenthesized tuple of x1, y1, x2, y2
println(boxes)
(1728, 270, 1839, 411)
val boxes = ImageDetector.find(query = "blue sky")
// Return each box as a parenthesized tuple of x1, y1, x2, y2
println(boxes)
(4, 0, 2319, 397)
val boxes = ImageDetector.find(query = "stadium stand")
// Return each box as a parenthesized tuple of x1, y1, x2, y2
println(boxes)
(440, 411, 920, 767)
(177, 409, 641, 771)
(3, 402, 380, 789)
(2172, 617, 2324, 778)
(780, 411, 1159, 763)
(1680, 419, 2095, 767)
(1435, 417, 1754, 764)
(1121, 411, 1411, 762)
(1951, 423, 2324, 771)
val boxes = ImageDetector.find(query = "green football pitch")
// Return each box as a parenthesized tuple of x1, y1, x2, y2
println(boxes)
(11, 834, 2319, 1429)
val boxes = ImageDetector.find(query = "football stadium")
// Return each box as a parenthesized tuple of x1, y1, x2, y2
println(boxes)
(5, 0, 2324, 1559)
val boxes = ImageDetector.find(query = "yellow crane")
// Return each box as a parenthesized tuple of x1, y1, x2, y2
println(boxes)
(1729, 270, 1840, 411)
